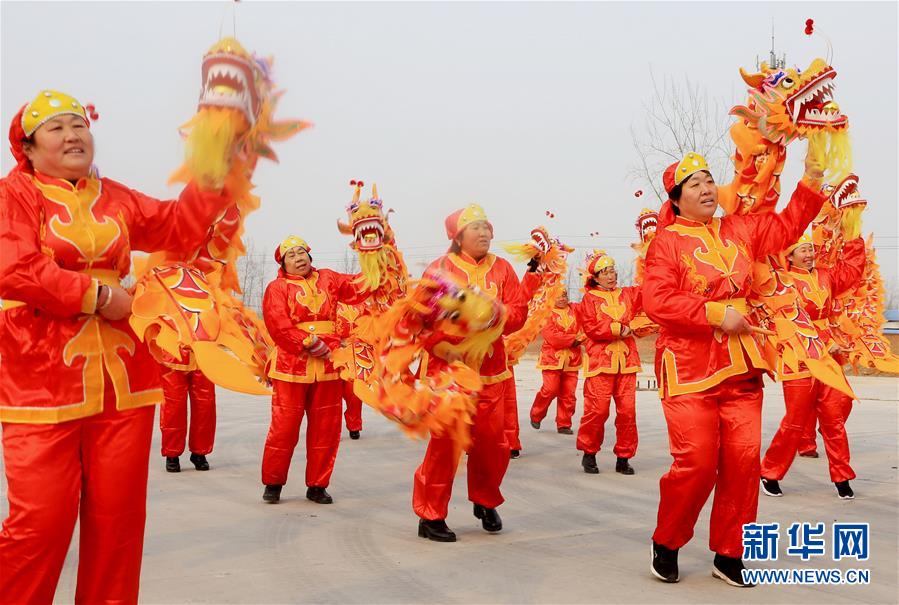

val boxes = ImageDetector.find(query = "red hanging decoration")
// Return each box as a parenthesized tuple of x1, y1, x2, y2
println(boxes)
(634, 190, 643, 198)
(805, 18, 814, 36)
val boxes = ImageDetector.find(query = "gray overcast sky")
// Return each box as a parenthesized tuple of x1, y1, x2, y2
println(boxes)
(2, 1, 897, 286)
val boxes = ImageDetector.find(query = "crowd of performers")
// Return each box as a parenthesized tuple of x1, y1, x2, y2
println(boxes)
(1, 39, 896, 603)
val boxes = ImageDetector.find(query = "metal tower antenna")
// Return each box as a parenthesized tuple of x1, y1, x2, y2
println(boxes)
(757, 20, 787, 70)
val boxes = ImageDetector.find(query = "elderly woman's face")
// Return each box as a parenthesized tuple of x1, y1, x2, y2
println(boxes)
(675, 171, 718, 222)
(24, 114, 94, 180)
(283, 247, 312, 277)
(789, 243, 815, 270)
(594, 266, 617, 290)
(458, 221, 493, 259)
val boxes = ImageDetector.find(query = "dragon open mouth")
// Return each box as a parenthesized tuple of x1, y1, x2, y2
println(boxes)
(635, 211, 658, 242)
(831, 174, 866, 209)
(200, 53, 260, 124)
(530, 228, 551, 254)
(639, 216, 658, 241)
(787, 68, 847, 129)
(353, 217, 385, 251)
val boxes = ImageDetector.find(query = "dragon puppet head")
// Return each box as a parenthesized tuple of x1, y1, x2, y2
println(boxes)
(338, 180, 395, 251)
(503, 226, 574, 275)
(338, 180, 406, 293)
(630, 208, 659, 286)
(821, 173, 867, 212)
(633, 208, 658, 248)
(735, 58, 848, 145)
(813, 173, 867, 267)
(172, 36, 311, 191)
(199, 37, 263, 126)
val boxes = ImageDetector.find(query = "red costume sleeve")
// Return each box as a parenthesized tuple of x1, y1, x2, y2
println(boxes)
(502, 269, 540, 335)
(0, 178, 91, 316)
(823, 237, 866, 296)
(643, 236, 716, 335)
(114, 180, 230, 253)
(578, 294, 620, 341)
(625, 285, 644, 313)
(733, 181, 826, 259)
(262, 279, 307, 354)
(331, 271, 369, 306)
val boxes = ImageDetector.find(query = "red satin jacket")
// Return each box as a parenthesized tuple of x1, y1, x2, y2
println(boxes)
(0, 170, 228, 423)
(263, 268, 365, 383)
(537, 305, 583, 371)
(643, 181, 825, 397)
(777, 237, 866, 380)
(578, 286, 643, 376)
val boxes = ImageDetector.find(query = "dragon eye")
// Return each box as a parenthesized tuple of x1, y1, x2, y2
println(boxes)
(781, 77, 795, 89)
(455, 291, 466, 302)
(370, 198, 383, 208)
(347, 202, 359, 212)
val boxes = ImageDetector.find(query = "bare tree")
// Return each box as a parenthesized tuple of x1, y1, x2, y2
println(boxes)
(630, 66, 735, 202)
(340, 246, 360, 274)
(235, 239, 267, 313)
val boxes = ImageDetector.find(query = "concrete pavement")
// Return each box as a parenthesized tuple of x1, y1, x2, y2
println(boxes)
(2, 362, 897, 604)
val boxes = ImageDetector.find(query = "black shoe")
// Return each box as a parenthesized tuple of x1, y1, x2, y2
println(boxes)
(650, 541, 679, 583)
(835, 480, 854, 500)
(473, 504, 503, 532)
(189, 453, 210, 471)
(306, 486, 333, 504)
(799, 450, 819, 458)
(760, 477, 783, 497)
(510, 449, 520, 459)
(349, 430, 361, 440)
(417, 518, 457, 542)
(557, 427, 573, 435)
(530, 420, 541, 430)
(616, 457, 635, 475)
(582, 453, 599, 474)
(263, 484, 282, 503)
(165, 456, 181, 473)
(713, 554, 754, 587)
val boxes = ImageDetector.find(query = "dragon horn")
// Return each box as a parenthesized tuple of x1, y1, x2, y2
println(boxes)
(739, 66, 766, 90)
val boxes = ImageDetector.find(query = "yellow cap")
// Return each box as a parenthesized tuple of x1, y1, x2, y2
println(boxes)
(785, 233, 813, 256)
(275, 235, 310, 263)
(22, 90, 88, 137)
(586, 249, 615, 274)
(674, 152, 710, 186)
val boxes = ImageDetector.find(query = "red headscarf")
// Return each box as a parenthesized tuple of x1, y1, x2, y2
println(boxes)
(657, 161, 679, 229)
(8, 106, 31, 174)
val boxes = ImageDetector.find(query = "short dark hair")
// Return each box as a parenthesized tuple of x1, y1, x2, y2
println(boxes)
(449, 240, 462, 254)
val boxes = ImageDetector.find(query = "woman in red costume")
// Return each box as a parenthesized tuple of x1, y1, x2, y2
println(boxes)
(644, 149, 825, 587)
(414, 204, 540, 542)
(576, 251, 642, 475)
(0, 90, 230, 604)
(260, 236, 367, 505)
(760, 234, 865, 499)
(158, 353, 216, 472)
(529, 290, 583, 435)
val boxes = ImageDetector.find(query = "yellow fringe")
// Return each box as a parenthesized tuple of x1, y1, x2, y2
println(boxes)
(178, 108, 248, 190)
